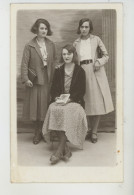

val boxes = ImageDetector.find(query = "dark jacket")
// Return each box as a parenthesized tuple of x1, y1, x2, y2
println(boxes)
(21, 36, 56, 85)
(51, 64, 86, 108)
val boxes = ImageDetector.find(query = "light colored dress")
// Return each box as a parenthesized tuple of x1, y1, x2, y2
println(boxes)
(42, 71, 88, 149)
(73, 35, 114, 116)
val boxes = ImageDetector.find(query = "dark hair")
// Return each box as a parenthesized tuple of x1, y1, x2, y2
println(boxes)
(31, 18, 52, 36)
(77, 18, 93, 34)
(60, 44, 78, 64)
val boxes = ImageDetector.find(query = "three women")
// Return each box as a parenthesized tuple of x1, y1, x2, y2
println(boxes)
(21, 17, 114, 164)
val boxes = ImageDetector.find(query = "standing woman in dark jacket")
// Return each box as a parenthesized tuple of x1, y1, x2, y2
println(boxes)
(42, 44, 88, 164)
(21, 18, 56, 144)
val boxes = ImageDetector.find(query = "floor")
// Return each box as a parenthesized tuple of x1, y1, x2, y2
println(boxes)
(17, 132, 116, 167)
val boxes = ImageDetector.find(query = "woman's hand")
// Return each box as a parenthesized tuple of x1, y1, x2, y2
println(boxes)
(66, 98, 71, 104)
(60, 98, 71, 106)
(25, 80, 33, 87)
(94, 61, 100, 72)
(55, 97, 60, 101)
(55, 98, 71, 106)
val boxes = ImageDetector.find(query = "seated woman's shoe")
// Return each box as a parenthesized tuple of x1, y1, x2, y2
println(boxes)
(50, 153, 63, 165)
(62, 144, 72, 161)
(33, 131, 42, 145)
(91, 133, 98, 143)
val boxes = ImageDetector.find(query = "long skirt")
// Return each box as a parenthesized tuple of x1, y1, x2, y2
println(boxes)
(22, 70, 49, 121)
(81, 63, 114, 115)
(42, 102, 88, 149)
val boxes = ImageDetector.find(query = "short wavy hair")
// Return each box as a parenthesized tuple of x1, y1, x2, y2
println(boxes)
(60, 44, 78, 64)
(77, 18, 93, 34)
(31, 18, 52, 36)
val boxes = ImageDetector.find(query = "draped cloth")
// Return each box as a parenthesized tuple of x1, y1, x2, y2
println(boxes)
(42, 102, 88, 149)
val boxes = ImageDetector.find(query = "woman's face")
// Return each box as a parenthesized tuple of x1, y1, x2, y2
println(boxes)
(37, 23, 48, 38)
(62, 49, 74, 64)
(80, 21, 90, 37)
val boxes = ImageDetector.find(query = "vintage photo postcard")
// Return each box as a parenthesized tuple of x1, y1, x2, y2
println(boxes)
(10, 3, 123, 183)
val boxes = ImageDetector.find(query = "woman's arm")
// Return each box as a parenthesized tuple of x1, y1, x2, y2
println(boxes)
(21, 44, 30, 84)
(95, 36, 109, 67)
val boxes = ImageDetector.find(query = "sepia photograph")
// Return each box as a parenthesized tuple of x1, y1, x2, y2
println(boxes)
(10, 3, 123, 182)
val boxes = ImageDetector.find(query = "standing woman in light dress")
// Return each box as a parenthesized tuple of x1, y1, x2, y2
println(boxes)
(42, 44, 88, 164)
(73, 18, 114, 143)
(21, 18, 56, 144)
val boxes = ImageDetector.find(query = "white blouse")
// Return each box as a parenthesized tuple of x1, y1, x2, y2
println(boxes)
(36, 39, 48, 66)
(79, 38, 92, 61)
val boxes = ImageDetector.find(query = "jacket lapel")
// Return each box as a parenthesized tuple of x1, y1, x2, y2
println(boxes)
(28, 37, 44, 65)
(60, 65, 65, 94)
(74, 38, 81, 64)
(45, 38, 51, 82)
(70, 65, 80, 91)
(90, 34, 95, 62)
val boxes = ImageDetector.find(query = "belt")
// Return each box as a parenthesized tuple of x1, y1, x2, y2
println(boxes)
(80, 59, 93, 65)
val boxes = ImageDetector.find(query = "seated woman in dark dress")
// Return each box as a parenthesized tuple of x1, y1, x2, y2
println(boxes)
(42, 44, 88, 164)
